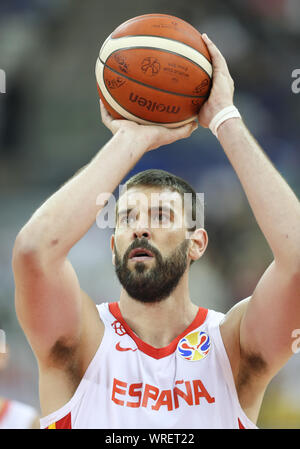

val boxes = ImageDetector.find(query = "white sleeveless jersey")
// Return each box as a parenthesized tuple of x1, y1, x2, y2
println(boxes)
(0, 399, 37, 429)
(40, 302, 257, 429)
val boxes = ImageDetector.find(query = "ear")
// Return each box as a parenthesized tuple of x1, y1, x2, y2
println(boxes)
(188, 228, 208, 262)
(110, 234, 116, 266)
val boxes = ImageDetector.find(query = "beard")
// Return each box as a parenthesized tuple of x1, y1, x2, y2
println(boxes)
(114, 237, 190, 303)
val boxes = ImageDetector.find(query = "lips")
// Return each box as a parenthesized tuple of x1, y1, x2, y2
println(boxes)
(129, 247, 154, 259)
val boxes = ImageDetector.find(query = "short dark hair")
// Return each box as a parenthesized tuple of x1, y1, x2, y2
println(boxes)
(117, 169, 204, 232)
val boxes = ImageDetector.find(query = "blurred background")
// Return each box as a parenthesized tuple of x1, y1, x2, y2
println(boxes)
(0, 0, 299, 429)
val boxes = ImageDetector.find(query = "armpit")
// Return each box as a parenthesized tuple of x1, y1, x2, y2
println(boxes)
(237, 348, 268, 392)
(48, 337, 82, 386)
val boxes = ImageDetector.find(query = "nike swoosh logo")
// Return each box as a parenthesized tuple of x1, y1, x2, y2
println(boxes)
(115, 342, 137, 352)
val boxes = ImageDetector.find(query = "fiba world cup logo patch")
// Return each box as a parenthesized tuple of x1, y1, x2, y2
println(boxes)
(177, 330, 211, 361)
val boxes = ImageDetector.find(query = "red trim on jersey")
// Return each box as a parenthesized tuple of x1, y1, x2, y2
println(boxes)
(109, 302, 208, 360)
(56, 412, 72, 429)
(0, 400, 10, 423)
(238, 418, 245, 429)
(47, 412, 72, 429)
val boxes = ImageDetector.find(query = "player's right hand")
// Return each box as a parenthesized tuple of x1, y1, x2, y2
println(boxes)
(99, 100, 198, 152)
(197, 34, 235, 129)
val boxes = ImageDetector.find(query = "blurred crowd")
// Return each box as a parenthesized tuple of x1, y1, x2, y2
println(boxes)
(0, 0, 299, 428)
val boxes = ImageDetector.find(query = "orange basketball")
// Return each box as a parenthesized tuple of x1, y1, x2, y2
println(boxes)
(95, 14, 212, 128)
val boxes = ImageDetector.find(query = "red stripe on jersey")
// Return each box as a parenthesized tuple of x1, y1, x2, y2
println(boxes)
(47, 412, 72, 429)
(238, 418, 245, 429)
(109, 302, 208, 359)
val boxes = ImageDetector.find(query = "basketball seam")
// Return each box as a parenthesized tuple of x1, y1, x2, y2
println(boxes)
(99, 57, 209, 99)
(101, 78, 197, 125)
(96, 59, 198, 127)
(113, 34, 212, 67)
(99, 35, 212, 76)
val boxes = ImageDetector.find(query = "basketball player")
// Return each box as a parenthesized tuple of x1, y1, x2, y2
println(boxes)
(12, 35, 300, 429)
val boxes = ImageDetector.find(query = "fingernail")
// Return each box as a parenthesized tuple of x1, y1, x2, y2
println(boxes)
(203, 33, 211, 42)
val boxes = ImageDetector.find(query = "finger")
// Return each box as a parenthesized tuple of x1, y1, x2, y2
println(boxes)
(173, 121, 198, 139)
(190, 121, 198, 133)
(202, 34, 229, 74)
(186, 121, 198, 134)
(202, 34, 223, 61)
(99, 99, 112, 125)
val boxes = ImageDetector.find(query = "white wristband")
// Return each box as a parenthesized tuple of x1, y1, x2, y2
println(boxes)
(209, 105, 241, 137)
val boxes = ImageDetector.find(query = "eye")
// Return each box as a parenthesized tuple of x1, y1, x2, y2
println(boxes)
(119, 212, 137, 225)
(151, 211, 170, 224)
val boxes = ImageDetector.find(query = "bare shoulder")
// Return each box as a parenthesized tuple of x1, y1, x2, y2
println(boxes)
(220, 297, 270, 424)
(77, 291, 105, 372)
(219, 297, 250, 381)
(47, 291, 104, 371)
(39, 291, 104, 417)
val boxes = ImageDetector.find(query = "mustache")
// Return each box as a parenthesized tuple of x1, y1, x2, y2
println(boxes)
(123, 238, 161, 262)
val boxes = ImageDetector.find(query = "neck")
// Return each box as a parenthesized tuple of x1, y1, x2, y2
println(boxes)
(119, 273, 198, 348)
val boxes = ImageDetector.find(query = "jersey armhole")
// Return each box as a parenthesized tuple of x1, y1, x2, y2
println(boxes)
(208, 310, 258, 429)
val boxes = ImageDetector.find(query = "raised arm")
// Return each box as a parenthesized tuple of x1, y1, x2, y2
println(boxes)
(12, 104, 196, 368)
(199, 34, 300, 387)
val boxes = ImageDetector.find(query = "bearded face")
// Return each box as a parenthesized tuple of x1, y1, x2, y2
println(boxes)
(111, 186, 206, 303)
(114, 237, 190, 303)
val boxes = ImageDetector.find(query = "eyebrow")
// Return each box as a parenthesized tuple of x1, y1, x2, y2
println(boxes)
(117, 207, 137, 219)
(117, 205, 176, 218)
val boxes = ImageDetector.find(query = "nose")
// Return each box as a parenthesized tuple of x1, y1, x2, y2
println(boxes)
(133, 228, 151, 240)
(130, 210, 151, 240)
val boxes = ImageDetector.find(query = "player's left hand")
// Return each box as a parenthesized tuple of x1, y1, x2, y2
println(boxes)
(100, 100, 198, 152)
(198, 34, 235, 128)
